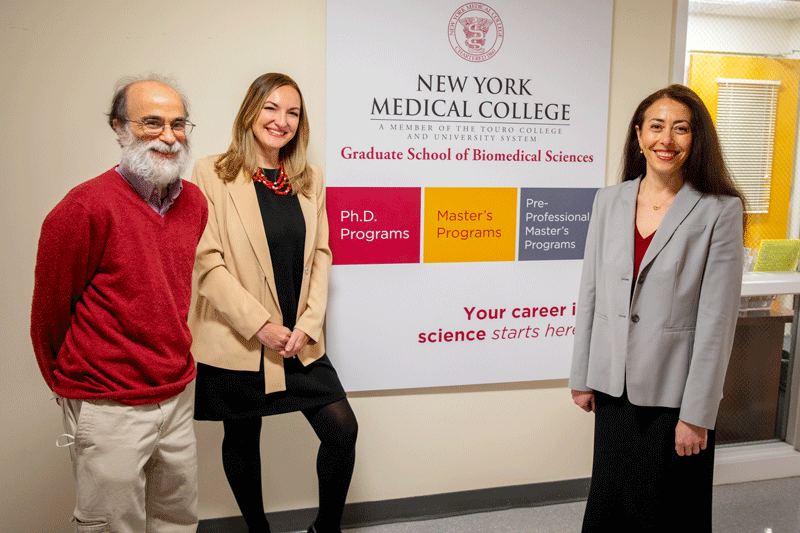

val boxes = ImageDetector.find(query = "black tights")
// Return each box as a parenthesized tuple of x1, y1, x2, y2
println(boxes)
(221, 398, 358, 533)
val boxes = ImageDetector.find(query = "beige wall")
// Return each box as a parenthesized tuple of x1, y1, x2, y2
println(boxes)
(0, 1, 678, 530)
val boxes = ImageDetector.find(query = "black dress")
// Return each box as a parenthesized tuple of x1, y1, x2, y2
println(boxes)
(194, 170, 346, 420)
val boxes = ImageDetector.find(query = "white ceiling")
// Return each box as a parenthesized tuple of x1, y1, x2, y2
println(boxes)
(690, 0, 800, 19)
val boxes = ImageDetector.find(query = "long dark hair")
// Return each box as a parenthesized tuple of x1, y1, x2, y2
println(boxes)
(621, 84, 744, 206)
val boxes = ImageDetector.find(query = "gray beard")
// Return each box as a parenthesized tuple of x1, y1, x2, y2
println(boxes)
(118, 129, 190, 187)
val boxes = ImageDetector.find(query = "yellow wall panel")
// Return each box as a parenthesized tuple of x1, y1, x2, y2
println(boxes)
(688, 54, 800, 249)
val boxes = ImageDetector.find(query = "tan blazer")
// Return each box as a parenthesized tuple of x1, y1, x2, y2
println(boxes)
(189, 155, 331, 394)
(569, 178, 744, 429)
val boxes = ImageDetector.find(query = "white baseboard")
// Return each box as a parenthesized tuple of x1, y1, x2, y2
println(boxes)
(715, 442, 800, 484)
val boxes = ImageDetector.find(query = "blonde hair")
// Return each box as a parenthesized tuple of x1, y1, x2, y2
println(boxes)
(215, 73, 311, 194)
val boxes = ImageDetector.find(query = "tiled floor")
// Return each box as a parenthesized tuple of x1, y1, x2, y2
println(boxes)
(335, 477, 800, 533)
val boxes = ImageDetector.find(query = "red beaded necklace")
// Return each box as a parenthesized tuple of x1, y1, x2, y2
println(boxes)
(252, 164, 292, 195)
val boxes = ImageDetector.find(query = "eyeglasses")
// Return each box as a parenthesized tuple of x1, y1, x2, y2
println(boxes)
(126, 117, 195, 137)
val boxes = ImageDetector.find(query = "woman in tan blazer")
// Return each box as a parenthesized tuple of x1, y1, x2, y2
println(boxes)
(190, 73, 357, 533)
(569, 85, 744, 532)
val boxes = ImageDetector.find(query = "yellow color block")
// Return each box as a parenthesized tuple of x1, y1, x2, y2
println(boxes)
(688, 54, 800, 248)
(424, 187, 517, 263)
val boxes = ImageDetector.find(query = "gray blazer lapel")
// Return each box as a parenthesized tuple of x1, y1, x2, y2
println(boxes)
(226, 172, 280, 305)
(639, 181, 703, 274)
(619, 178, 639, 268)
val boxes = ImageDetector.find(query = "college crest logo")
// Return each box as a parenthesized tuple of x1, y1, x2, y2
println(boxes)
(448, 3, 504, 62)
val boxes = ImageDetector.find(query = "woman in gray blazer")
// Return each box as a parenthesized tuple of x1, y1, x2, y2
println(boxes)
(569, 85, 745, 532)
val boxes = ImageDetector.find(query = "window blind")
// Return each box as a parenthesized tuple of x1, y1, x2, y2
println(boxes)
(716, 78, 780, 214)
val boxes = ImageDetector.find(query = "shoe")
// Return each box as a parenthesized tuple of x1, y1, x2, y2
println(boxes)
(308, 522, 343, 533)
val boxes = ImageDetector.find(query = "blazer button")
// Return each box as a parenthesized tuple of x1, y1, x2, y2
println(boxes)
(631, 314, 640, 323)
(304, 267, 310, 274)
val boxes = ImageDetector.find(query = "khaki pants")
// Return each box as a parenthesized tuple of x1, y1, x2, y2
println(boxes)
(60, 383, 198, 533)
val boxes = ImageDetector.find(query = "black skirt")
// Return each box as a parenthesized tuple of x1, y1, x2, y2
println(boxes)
(582, 389, 715, 532)
(194, 174, 346, 421)
(194, 353, 346, 420)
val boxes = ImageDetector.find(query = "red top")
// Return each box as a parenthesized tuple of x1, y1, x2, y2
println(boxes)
(31, 169, 208, 405)
(634, 227, 655, 281)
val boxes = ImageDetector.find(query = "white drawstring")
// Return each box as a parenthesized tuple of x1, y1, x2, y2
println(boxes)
(56, 433, 75, 448)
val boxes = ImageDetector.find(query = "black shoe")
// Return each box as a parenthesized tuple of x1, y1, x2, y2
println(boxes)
(308, 522, 343, 533)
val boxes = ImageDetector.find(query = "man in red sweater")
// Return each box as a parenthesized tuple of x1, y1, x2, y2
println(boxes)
(31, 76, 208, 533)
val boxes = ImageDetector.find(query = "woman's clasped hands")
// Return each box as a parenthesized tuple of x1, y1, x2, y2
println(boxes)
(256, 322, 310, 358)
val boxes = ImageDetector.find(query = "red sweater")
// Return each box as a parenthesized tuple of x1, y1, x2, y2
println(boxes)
(31, 168, 208, 405)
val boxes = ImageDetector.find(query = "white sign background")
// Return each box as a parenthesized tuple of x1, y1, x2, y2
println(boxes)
(326, 0, 613, 391)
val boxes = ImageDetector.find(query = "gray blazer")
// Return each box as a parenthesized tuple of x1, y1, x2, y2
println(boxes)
(569, 177, 744, 429)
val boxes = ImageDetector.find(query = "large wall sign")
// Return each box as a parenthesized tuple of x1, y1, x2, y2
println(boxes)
(326, 0, 613, 391)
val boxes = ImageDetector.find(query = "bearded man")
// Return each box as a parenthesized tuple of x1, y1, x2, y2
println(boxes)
(31, 77, 208, 533)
